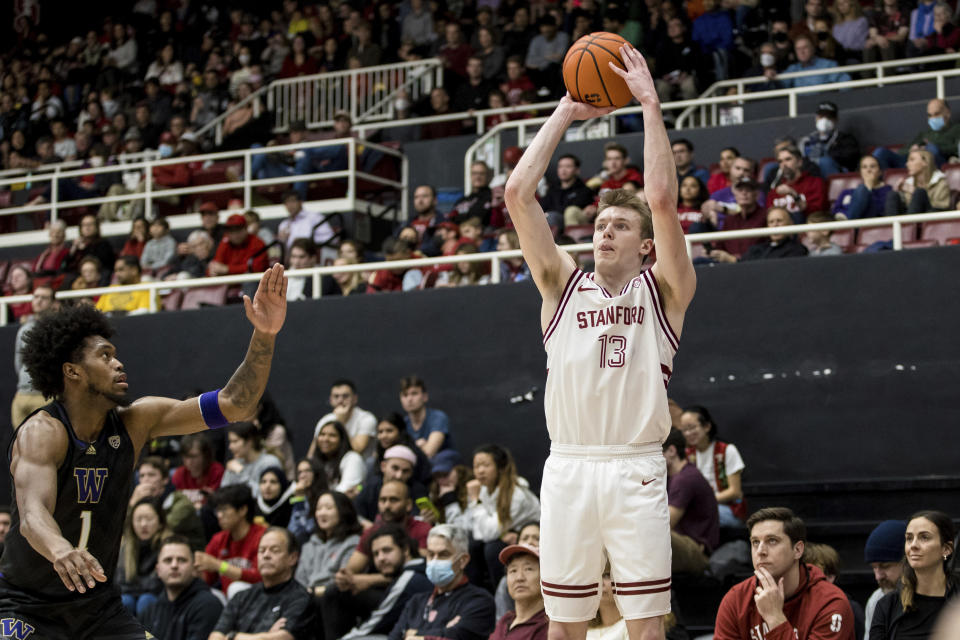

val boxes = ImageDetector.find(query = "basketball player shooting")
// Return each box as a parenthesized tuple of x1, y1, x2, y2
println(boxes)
(503, 46, 696, 640)
(0, 264, 288, 639)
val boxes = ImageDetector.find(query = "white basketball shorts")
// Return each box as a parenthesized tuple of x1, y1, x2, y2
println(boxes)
(539, 443, 671, 622)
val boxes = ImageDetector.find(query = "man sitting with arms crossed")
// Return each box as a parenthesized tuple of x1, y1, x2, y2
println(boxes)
(322, 523, 433, 640)
(388, 524, 496, 640)
(209, 527, 315, 640)
(713, 507, 854, 640)
(138, 535, 223, 640)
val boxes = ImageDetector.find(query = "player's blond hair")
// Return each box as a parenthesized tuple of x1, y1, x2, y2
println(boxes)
(597, 189, 654, 240)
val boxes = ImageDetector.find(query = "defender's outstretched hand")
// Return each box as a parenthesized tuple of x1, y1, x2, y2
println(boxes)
(243, 263, 288, 335)
(609, 45, 658, 105)
(558, 93, 617, 121)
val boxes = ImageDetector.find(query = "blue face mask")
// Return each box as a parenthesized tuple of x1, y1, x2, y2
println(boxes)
(929, 116, 946, 132)
(425, 559, 458, 586)
(158, 143, 173, 158)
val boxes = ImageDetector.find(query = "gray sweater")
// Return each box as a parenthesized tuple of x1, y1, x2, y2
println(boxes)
(140, 235, 177, 271)
(221, 451, 284, 499)
(294, 533, 359, 589)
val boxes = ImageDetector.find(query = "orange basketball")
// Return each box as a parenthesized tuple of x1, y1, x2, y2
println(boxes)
(562, 32, 633, 108)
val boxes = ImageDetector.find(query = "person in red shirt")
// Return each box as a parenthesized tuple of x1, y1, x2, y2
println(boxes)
(208, 214, 268, 276)
(439, 23, 474, 79)
(172, 433, 225, 509)
(707, 147, 740, 194)
(501, 56, 536, 106)
(579, 142, 645, 223)
(713, 507, 854, 640)
(490, 544, 548, 640)
(707, 177, 769, 262)
(194, 484, 266, 598)
(767, 146, 828, 222)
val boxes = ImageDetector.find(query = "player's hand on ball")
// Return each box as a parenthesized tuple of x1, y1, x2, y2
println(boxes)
(244, 263, 288, 336)
(559, 93, 616, 121)
(609, 46, 658, 105)
(54, 547, 107, 593)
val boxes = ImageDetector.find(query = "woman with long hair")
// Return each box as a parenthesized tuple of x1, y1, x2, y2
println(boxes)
(256, 466, 297, 528)
(677, 175, 708, 233)
(464, 444, 541, 587)
(871, 510, 958, 639)
(436, 244, 490, 287)
(885, 149, 950, 215)
(172, 432, 224, 509)
(680, 405, 747, 527)
(221, 422, 284, 499)
(117, 497, 169, 616)
(312, 420, 365, 498)
(119, 216, 149, 260)
(294, 491, 362, 597)
(368, 412, 432, 484)
(287, 457, 329, 544)
(833, 155, 892, 220)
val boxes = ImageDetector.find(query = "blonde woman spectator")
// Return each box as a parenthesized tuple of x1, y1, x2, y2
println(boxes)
(884, 149, 950, 215)
(436, 244, 490, 287)
(833, 0, 869, 52)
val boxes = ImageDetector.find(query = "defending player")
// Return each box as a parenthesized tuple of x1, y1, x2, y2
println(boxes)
(503, 47, 696, 640)
(0, 264, 288, 639)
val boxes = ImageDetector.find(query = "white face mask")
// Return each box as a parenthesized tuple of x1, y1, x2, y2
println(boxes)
(816, 117, 835, 134)
(238, 54, 251, 65)
(394, 98, 410, 112)
(760, 52, 776, 68)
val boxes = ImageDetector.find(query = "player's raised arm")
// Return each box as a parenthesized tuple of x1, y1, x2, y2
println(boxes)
(128, 264, 288, 441)
(611, 47, 696, 324)
(504, 96, 614, 302)
(12, 417, 107, 593)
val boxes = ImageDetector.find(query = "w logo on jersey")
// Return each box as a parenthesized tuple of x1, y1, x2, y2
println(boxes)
(0, 617, 35, 639)
(74, 468, 108, 504)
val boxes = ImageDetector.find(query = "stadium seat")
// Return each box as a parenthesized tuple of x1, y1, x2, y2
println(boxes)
(180, 285, 228, 310)
(565, 224, 593, 242)
(903, 239, 938, 249)
(921, 220, 960, 245)
(827, 172, 862, 203)
(883, 168, 907, 189)
(857, 224, 917, 246)
(161, 289, 183, 311)
(831, 229, 855, 251)
(942, 163, 960, 192)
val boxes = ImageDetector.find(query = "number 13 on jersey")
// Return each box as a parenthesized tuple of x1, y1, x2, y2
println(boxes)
(597, 334, 627, 368)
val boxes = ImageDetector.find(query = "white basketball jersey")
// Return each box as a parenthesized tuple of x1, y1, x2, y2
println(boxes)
(543, 268, 678, 446)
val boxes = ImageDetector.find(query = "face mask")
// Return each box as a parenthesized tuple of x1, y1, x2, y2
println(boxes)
(760, 53, 776, 68)
(816, 117, 834, 134)
(772, 32, 788, 43)
(425, 559, 457, 586)
(238, 54, 251, 65)
(394, 98, 410, 112)
(158, 144, 173, 158)
(929, 116, 945, 131)
(89, 156, 104, 167)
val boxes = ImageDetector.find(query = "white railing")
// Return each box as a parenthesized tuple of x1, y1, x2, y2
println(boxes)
(267, 59, 443, 132)
(678, 51, 960, 128)
(2, 210, 953, 324)
(0, 150, 161, 180)
(463, 66, 960, 192)
(0, 139, 407, 247)
(196, 59, 444, 146)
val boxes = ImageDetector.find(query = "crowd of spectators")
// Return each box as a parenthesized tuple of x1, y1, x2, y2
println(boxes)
(4, 373, 954, 640)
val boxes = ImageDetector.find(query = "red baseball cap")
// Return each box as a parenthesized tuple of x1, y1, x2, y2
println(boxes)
(498, 544, 539, 566)
(224, 213, 247, 228)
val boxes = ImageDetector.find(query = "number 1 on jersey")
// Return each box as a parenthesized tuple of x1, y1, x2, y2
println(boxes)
(598, 334, 627, 368)
(78, 510, 92, 550)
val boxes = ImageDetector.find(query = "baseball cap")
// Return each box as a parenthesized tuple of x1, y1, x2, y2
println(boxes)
(383, 445, 418, 466)
(437, 221, 458, 232)
(199, 202, 219, 214)
(733, 176, 759, 190)
(816, 101, 838, 117)
(333, 110, 352, 122)
(224, 213, 247, 228)
(498, 543, 540, 566)
(430, 449, 461, 475)
(864, 520, 907, 563)
(180, 132, 198, 143)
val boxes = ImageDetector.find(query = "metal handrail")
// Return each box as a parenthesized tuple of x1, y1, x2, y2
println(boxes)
(463, 67, 960, 192)
(0, 138, 408, 233)
(3, 210, 954, 324)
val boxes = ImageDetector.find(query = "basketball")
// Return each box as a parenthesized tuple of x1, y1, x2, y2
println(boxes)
(562, 32, 633, 108)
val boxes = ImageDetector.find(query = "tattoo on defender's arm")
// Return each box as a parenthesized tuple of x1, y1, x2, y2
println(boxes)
(221, 332, 275, 415)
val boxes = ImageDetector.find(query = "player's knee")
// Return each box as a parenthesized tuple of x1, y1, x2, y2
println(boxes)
(548, 620, 587, 640)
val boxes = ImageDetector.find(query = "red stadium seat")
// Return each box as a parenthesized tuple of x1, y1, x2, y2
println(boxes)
(565, 224, 593, 242)
(857, 224, 916, 246)
(883, 168, 907, 190)
(831, 229, 855, 250)
(827, 172, 862, 204)
(904, 239, 938, 249)
(921, 220, 960, 245)
(161, 289, 183, 311)
(180, 285, 228, 310)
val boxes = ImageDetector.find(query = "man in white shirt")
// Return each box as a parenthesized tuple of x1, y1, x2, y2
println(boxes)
(285, 238, 317, 302)
(307, 380, 378, 459)
(276, 190, 335, 251)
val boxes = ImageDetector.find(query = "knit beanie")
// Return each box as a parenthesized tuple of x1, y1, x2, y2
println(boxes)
(864, 520, 907, 563)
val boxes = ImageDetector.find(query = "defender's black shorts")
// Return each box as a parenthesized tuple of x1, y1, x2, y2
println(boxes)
(0, 579, 152, 640)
